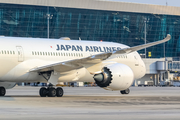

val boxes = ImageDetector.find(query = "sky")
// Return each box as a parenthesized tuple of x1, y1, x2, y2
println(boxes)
(109, 0, 180, 7)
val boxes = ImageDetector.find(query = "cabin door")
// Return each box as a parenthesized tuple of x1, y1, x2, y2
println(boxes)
(16, 46, 24, 62)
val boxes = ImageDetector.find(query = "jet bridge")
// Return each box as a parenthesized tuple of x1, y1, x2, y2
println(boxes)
(156, 58, 180, 72)
(135, 58, 180, 86)
(168, 61, 180, 72)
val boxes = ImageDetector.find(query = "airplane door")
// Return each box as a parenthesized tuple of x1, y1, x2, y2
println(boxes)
(16, 46, 24, 62)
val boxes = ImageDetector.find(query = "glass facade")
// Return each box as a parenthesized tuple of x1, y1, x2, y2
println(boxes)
(0, 3, 180, 58)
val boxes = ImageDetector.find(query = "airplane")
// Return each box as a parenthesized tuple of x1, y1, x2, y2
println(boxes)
(0, 34, 171, 97)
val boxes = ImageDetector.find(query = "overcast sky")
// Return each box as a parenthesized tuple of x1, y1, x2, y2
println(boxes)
(109, 0, 180, 7)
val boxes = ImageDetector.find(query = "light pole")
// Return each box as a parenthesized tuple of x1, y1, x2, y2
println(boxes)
(162, 18, 166, 58)
(144, 18, 147, 58)
(164, 37, 166, 58)
(47, 7, 53, 39)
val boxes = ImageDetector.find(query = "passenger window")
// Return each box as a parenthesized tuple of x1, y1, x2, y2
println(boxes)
(10, 51, 12, 54)
(4, 51, 6, 54)
(40, 52, 42, 55)
(7, 51, 9, 54)
(51, 52, 53, 56)
(53, 52, 55, 56)
(32, 52, 34, 55)
(37, 52, 39, 55)
(61, 53, 63, 56)
(66, 53, 68, 56)
(71, 53, 73, 56)
(56, 52, 58, 56)
(43, 52, 45, 56)
(1, 51, 3, 54)
(35, 52, 36, 55)
(64, 53, 65, 56)
(58, 53, 60, 56)
(13, 51, 15, 54)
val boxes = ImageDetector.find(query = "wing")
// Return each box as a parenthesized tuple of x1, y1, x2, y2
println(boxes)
(30, 34, 171, 73)
(29, 52, 112, 73)
(114, 34, 171, 54)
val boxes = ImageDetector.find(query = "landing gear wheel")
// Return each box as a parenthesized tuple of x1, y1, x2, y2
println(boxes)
(39, 87, 47, 97)
(39, 86, 64, 97)
(0, 87, 6, 96)
(48, 88, 56, 97)
(56, 87, 64, 97)
(120, 88, 130, 95)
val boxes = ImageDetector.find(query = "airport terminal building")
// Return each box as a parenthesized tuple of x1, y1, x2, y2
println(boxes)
(0, 0, 180, 58)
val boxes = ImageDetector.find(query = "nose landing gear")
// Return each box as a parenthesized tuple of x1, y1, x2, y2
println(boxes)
(120, 88, 130, 95)
(39, 87, 64, 97)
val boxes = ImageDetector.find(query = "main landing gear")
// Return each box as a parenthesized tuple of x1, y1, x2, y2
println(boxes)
(39, 87, 64, 97)
(0, 87, 6, 96)
(120, 88, 130, 95)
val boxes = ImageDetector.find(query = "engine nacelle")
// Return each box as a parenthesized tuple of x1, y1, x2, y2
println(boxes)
(94, 63, 134, 91)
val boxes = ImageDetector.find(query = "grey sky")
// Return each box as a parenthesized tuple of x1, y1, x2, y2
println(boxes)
(109, 0, 180, 7)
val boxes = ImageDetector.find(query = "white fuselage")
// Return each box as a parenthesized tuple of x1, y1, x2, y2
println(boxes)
(0, 37, 146, 83)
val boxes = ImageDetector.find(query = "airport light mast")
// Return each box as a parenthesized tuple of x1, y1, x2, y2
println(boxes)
(144, 17, 150, 58)
(144, 18, 147, 58)
(47, 6, 53, 39)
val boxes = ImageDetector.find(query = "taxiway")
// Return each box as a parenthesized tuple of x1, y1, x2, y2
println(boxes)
(0, 86, 180, 120)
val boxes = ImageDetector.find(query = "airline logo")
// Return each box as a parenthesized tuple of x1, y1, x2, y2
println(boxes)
(56, 44, 121, 52)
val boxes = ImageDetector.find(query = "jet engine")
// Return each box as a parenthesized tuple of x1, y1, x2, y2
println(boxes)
(93, 63, 134, 91)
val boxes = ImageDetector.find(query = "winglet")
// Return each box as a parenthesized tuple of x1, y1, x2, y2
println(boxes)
(166, 34, 171, 41)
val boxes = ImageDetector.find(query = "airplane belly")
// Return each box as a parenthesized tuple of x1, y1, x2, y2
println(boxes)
(58, 67, 94, 82)
(0, 59, 51, 82)
(0, 58, 18, 81)
(48, 67, 94, 85)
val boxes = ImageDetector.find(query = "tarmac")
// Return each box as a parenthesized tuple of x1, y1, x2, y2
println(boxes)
(0, 86, 180, 120)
